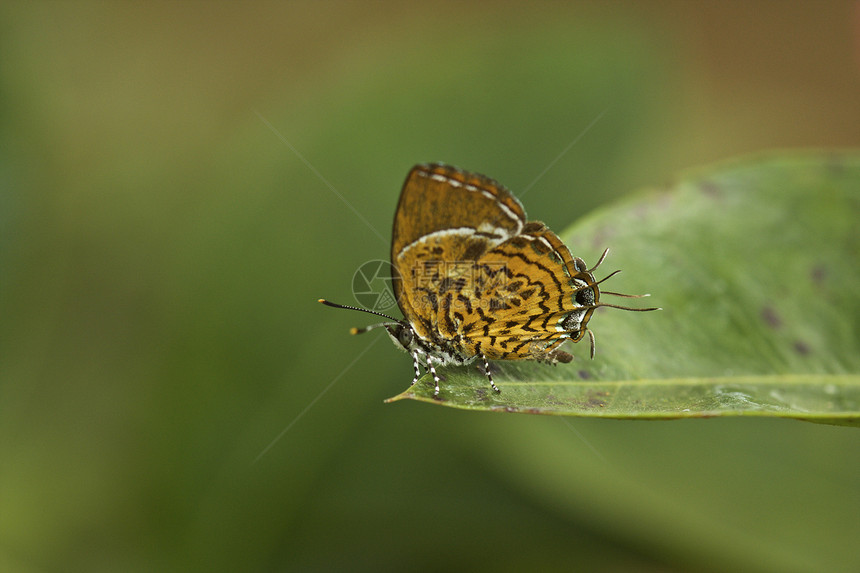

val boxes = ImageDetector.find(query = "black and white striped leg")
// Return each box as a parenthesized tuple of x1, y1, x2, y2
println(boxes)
(410, 351, 421, 386)
(481, 353, 500, 393)
(426, 355, 441, 396)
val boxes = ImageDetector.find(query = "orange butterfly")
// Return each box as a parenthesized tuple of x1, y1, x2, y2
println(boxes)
(322, 164, 657, 396)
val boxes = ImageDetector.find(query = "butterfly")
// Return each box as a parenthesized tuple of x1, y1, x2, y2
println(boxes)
(321, 163, 657, 396)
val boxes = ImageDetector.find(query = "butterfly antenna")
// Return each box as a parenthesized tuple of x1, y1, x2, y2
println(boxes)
(586, 256, 655, 300)
(318, 299, 402, 335)
(592, 269, 622, 286)
(588, 248, 610, 272)
(593, 302, 662, 312)
(587, 328, 596, 359)
(574, 270, 651, 300)
(602, 291, 650, 298)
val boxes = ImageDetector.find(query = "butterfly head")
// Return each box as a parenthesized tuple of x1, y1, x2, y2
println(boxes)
(383, 322, 416, 353)
(546, 255, 600, 347)
(318, 298, 417, 352)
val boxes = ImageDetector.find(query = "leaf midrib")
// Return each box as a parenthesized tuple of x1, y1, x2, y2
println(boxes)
(498, 374, 859, 387)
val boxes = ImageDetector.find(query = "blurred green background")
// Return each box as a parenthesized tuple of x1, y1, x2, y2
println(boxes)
(2, 2, 859, 571)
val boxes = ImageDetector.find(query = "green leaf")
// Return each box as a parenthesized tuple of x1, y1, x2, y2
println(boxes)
(387, 152, 860, 426)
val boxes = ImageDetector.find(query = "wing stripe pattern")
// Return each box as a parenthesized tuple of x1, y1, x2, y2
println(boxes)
(391, 163, 599, 363)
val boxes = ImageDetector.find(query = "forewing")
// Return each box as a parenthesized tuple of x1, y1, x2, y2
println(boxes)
(391, 164, 526, 336)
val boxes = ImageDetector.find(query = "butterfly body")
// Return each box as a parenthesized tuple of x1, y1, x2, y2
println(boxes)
(321, 163, 656, 396)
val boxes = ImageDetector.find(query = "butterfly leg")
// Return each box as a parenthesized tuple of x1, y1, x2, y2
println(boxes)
(410, 350, 421, 386)
(481, 353, 500, 394)
(426, 355, 441, 396)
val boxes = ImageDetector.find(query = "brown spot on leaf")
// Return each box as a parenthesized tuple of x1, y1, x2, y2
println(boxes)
(793, 340, 811, 355)
(810, 264, 827, 284)
(761, 306, 782, 329)
(700, 181, 721, 198)
(584, 389, 608, 408)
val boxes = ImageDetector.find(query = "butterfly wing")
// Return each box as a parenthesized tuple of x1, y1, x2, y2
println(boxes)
(392, 164, 526, 340)
(456, 222, 599, 361)
(391, 163, 599, 362)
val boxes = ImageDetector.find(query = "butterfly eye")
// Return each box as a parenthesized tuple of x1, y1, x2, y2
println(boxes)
(396, 325, 413, 348)
(575, 287, 595, 307)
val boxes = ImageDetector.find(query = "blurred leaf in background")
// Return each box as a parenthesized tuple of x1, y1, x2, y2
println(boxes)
(1, 2, 859, 572)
